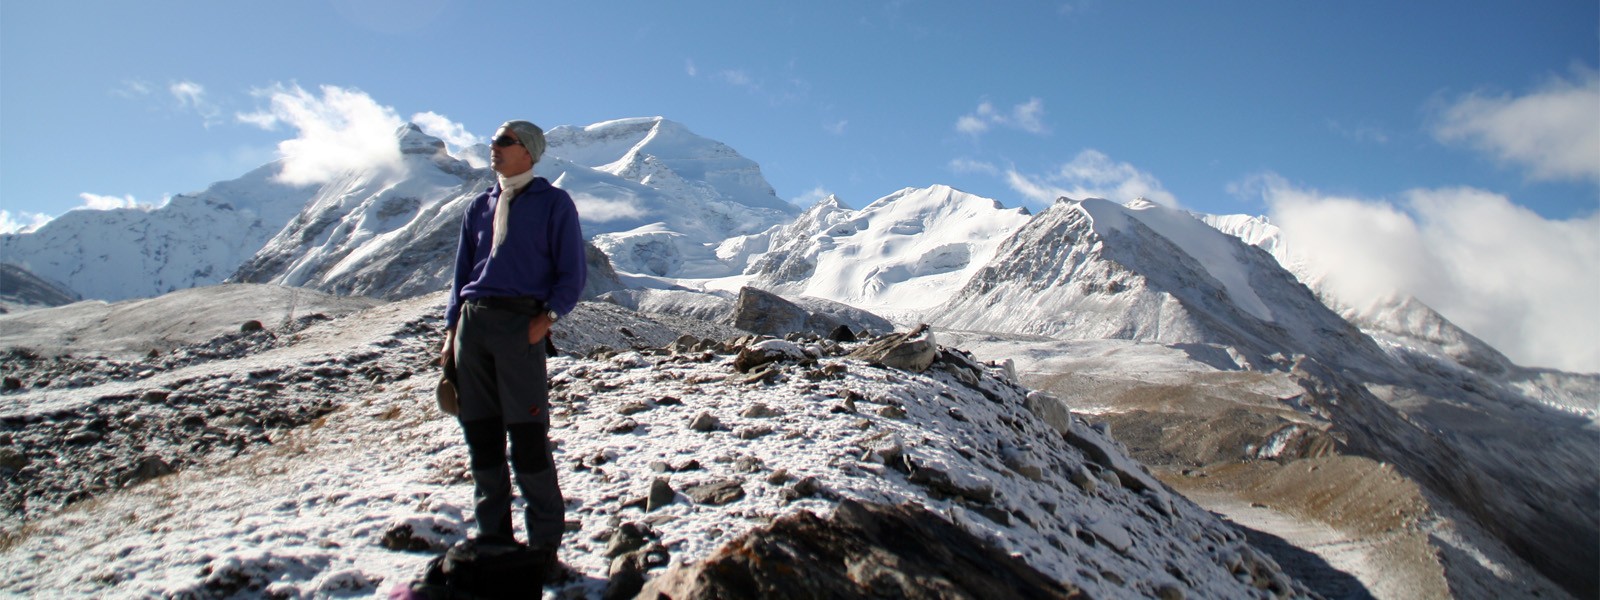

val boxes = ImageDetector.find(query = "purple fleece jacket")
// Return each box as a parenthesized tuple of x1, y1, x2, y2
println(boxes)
(446, 177, 587, 330)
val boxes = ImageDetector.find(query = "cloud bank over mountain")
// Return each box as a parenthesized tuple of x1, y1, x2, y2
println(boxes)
(1247, 175, 1599, 373)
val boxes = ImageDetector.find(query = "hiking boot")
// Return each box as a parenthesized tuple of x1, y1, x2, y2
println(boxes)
(527, 545, 560, 585)
(469, 533, 520, 548)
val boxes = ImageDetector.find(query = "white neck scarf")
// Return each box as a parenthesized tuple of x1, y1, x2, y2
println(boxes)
(490, 169, 537, 256)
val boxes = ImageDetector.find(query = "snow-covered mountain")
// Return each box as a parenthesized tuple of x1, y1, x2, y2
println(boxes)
(0, 263, 78, 312)
(726, 185, 1033, 316)
(233, 118, 792, 298)
(546, 117, 792, 217)
(228, 124, 485, 299)
(2, 117, 792, 302)
(933, 197, 1393, 375)
(0, 162, 317, 301)
(552, 117, 798, 278)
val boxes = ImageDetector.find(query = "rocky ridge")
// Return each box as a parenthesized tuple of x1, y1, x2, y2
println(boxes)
(0, 288, 1315, 599)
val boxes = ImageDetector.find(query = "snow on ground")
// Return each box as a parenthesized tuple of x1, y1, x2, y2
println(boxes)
(936, 330, 1302, 416)
(0, 284, 379, 360)
(1, 290, 1310, 599)
(1189, 491, 1416, 600)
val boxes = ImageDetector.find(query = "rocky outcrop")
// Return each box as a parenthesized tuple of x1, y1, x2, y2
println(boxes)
(0, 288, 1324, 599)
(727, 287, 890, 338)
(847, 324, 937, 372)
(0, 315, 372, 530)
(639, 499, 1082, 599)
(581, 242, 625, 300)
(547, 332, 1318, 599)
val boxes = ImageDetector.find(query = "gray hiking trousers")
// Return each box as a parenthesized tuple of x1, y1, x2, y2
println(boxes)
(453, 300, 564, 549)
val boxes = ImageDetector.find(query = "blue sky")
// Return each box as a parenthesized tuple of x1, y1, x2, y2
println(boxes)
(2, 1, 1595, 222)
(2, 1, 1598, 371)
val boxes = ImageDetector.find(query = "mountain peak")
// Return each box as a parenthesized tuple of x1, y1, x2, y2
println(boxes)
(864, 184, 997, 212)
(395, 123, 447, 156)
(810, 193, 850, 211)
(1124, 197, 1162, 210)
(745, 186, 1032, 311)
(936, 197, 1392, 373)
(582, 115, 669, 132)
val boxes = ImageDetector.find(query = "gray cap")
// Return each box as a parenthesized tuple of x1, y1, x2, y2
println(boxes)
(500, 120, 547, 164)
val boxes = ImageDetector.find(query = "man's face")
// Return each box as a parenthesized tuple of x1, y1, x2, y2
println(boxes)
(490, 127, 534, 177)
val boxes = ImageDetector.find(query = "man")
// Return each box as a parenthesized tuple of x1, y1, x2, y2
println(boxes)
(442, 120, 586, 569)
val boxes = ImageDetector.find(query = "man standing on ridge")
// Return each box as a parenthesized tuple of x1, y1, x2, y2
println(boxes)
(441, 119, 586, 577)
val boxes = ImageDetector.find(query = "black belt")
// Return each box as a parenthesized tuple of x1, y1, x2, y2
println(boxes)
(464, 296, 561, 357)
(467, 296, 547, 316)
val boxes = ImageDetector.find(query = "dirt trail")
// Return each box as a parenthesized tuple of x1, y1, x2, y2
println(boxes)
(1173, 482, 1443, 600)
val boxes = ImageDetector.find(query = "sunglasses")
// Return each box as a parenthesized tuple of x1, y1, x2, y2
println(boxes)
(492, 135, 520, 148)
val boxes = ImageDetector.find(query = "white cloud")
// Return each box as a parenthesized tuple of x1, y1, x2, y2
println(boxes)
(1010, 98, 1047, 134)
(114, 79, 154, 99)
(572, 195, 647, 223)
(1004, 150, 1178, 207)
(824, 119, 848, 135)
(1255, 176, 1600, 373)
(75, 193, 154, 211)
(1432, 68, 1600, 183)
(948, 158, 1000, 176)
(697, 63, 809, 106)
(1005, 170, 1067, 204)
(718, 70, 755, 89)
(956, 98, 1049, 136)
(170, 81, 205, 107)
(0, 210, 52, 234)
(1327, 119, 1389, 144)
(685, 59, 698, 77)
(411, 111, 479, 152)
(237, 84, 406, 186)
(1058, 0, 1098, 16)
(170, 81, 222, 125)
(792, 186, 834, 207)
(956, 114, 989, 135)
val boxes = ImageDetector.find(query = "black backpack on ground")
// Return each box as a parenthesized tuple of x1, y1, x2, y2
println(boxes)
(411, 539, 555, 599)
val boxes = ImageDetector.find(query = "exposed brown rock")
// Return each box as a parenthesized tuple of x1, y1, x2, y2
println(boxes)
(637, 499, 1081, 599)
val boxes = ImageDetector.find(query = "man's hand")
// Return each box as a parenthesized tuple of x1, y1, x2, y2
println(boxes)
(527, 313, 554, 344)
(440, 331, 455, 366)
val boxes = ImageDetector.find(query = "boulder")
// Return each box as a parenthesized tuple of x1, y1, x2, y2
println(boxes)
(728, 287, 892, 338)
(847, 324, 937, 372)
(681, 480, 746, 505)
(647, 478, 676, 511)
(729, 287, 815, 336)
(638, 499, 1080, 599)
(0, 447, 26, 471)
(733, 339, 803, 373)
